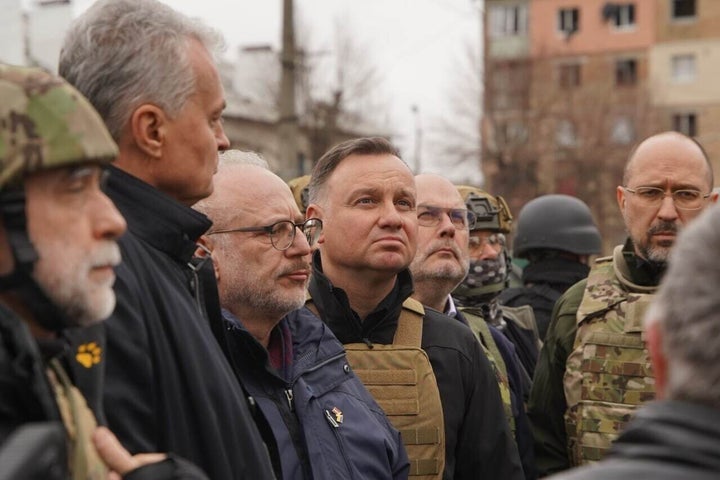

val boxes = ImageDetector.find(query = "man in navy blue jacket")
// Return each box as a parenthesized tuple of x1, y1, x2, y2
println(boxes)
(194, 153, 409, 480)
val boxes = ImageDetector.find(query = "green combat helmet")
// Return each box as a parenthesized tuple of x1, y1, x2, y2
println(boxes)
(455, 185, 513, 233)
(287, 174, 311, 214)
(0, 63, 118, 331)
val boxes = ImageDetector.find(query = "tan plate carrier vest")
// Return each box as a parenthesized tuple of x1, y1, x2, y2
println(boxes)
(307, 298, 445, 479)
(563, 250, 656, 466)
(47, 358, 107, 480)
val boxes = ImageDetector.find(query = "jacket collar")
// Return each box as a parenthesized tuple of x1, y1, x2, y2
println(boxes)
(106, 166, 212, 264)
(308, 250, 414, 344)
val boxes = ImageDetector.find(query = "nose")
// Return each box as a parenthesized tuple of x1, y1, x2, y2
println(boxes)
(93, 190, 127, 241)
(216, 123, 230, 151)
(286, 225, 312, 257)
(377, 200, 404, 229)
(437, 213, 456, 238)
(657, 194, 680, 221)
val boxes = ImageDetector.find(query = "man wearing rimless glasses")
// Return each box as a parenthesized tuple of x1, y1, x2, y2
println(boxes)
(194, 153, 408, 480)
(530, 131, 718, 476)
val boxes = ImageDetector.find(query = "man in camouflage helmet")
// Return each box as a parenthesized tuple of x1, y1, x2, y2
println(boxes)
(453, 185, 541, 383)
(0, 64, 208, 479)
(529, 131, 718, 476)
(499, 194, 602, 340)
(409, 173, 536, 479)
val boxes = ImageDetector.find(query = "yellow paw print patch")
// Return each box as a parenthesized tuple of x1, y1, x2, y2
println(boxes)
(76, 342, 102, 368)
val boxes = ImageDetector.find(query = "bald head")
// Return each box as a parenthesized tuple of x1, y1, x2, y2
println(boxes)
(624, 132, 713, 189)
(196, 163, 298, 231)
(415, 174, 465, 207)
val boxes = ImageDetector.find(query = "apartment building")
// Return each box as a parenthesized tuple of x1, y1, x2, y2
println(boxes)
(483, 0, 719, 251)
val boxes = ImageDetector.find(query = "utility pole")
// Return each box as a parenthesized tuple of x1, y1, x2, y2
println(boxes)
(412, 104, 422, 173)
(279, 0, 299, 178)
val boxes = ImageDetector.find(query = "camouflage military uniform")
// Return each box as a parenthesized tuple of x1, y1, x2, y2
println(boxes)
(528, 240, 663, 476)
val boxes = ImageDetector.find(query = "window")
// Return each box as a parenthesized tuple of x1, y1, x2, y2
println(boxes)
(603, 4, 636, 28)
(671, 54, 696, 83)
(615, 59, 637, 86)
(498, 121, 528, 145)
(556, 120, 578, 147)
(673, 113, 697, 136)
(558, 63, 581, 88)
(558, 8, 579, 35)
(672, 0, 696, 20)
(489, 4, 528, 38)
(610, 117, 635, 145)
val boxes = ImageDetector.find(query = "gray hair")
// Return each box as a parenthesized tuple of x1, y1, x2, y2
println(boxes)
(58, 0, 224, 140)
(219, 150, 269, 169)
(647, 204, 720, 408)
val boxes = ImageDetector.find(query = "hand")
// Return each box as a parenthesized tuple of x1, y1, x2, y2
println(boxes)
(92, 426, 166, 480)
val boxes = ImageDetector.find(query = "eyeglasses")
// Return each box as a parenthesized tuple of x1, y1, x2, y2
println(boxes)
(208, 218, 323, 251)
(469, 233, 506, 252)
(623, 186, 711, 211)
(417, 206, 477, 230)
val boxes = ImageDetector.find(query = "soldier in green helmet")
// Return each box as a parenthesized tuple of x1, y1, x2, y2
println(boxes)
(452, 185, 541, 384)
(529, 131, 718, 476)
(0, 64, 208, 479)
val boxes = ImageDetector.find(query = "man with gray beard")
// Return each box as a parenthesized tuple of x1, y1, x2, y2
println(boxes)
(530, 131, 718, 476)
(193, 154, 408, 480)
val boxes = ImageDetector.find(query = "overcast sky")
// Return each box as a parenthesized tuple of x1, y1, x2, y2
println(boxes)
(71, 0, 482, 177)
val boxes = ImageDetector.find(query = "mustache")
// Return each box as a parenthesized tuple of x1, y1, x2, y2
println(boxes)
(91, 242, 122, 268)
(277, 262, 312, 276)
(648, 221, 679, 236)
(427, 240, 463, 259)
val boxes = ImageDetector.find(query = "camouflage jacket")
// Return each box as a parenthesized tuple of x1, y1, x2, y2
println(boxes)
(564, 245, 657, 466)
(528, 241, 661, 476)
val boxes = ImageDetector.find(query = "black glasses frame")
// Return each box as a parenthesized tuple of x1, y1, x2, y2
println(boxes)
(208, 218, 323, 251)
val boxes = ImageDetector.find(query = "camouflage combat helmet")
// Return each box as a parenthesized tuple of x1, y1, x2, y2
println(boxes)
(0, 64, 117, 188)
(513, 194, 601, 258)
(0, 64, 118, 331)
(287, 174, 311, 213)
(456, 185, 513, 233)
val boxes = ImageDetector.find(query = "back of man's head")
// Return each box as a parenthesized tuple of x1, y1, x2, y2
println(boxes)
(59, 0, 223, 141)
(648, 204, 720, 409)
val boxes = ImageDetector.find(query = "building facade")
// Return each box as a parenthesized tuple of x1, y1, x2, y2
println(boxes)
(483, 0, 719, 253)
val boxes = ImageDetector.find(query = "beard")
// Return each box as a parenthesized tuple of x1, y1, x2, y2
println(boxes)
(34, 241, 122, 327)
(224, 262, 310, 319)
(638, 221, 680, 263)
(410, 241, 469, 286)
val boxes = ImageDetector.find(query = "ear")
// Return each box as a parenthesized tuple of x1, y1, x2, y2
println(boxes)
(130, 104, 167, 159)
(195, 235, 221, 282)
(616, 185, 627, 215)
(306, 203, 325, 244)
(646, 320, 667, 399)
(710, 191, 719, 205)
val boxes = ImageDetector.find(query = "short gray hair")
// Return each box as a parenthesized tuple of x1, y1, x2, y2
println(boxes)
(648, 204, 720, 408)
(59, 0, 224, 140)
(219, 150, 268, 169)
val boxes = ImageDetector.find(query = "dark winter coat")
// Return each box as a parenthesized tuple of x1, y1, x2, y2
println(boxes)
(549, 401, 720, 480)
(97, 166, 275, 479)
